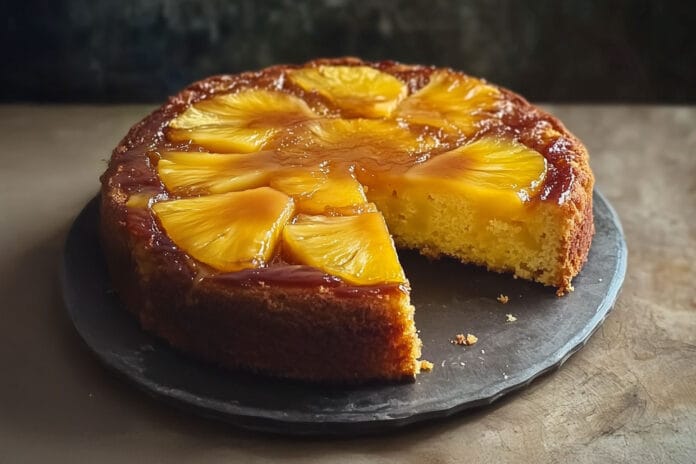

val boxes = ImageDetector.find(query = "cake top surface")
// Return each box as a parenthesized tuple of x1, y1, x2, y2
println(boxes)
(102, 57, 591, 286)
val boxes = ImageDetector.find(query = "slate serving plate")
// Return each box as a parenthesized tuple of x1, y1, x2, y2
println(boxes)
(61, 191, 626, 435)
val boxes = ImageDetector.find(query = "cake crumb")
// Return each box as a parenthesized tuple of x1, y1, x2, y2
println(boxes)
(419, 360, 434, 372)
(451, 333, 478, 346)
(506, 313, 517, 322)
(497, 294, 509, 304)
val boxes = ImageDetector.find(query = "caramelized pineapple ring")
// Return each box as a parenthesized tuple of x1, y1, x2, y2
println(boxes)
(288, 65, 407, 118)
(282, 212, 406, 285)
(152, 188, 295, 272)
(169, 89, 319, 152)
(395, 71, 502, 135)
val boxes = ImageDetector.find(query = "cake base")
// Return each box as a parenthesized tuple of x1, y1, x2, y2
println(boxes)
(62, 190, 625, 435)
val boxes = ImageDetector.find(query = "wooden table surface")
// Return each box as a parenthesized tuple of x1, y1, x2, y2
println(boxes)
(1, 105, 694, 463)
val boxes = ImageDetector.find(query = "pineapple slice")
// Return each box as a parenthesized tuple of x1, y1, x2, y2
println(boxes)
(273, 118, 431, 171)
(269, 168, 368, 214)
(169, 89, 318, 152)
(288, 66, 407, 118)
(406, 136, 547, 209)
(152, 187, 294, 272)
(169, 125, 277, 153)
(395, 71, 501, 135)
(282, 212, 406, 285)
(156, 150, 277, 195)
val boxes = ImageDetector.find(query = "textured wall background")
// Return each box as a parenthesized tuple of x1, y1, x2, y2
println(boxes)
(3, 0, 695, 102)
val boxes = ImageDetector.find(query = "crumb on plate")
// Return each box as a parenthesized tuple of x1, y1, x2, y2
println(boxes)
(451, 333, 478, 346)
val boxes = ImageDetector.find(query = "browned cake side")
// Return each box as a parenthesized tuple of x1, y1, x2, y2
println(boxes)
(100, 57, 594, 383)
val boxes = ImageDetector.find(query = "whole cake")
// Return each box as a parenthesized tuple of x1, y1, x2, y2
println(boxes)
(100, 57, 594, 383)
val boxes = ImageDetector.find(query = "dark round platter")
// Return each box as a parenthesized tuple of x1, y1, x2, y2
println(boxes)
(61, 190, 626, 435)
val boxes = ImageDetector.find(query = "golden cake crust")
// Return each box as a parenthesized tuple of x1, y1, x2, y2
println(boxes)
(100, 57, 594, 383)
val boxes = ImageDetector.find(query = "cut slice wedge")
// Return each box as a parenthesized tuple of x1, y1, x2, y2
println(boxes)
(152, 187, 295, 272)
(395, 71, 501, 135)
(282, 212, 406, 285)
(156, 151, 277, 195)
(288, 65, 407, 117)
(169, 89, 319, 152)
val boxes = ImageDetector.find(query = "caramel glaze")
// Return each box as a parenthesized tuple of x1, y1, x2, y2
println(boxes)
(101, 57, 589, 295)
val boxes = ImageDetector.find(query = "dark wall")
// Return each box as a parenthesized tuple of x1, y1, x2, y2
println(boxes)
(4, 0, 695, 103)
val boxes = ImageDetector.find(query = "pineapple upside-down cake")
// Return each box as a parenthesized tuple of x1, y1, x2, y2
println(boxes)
(100, 58, 594, 383)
